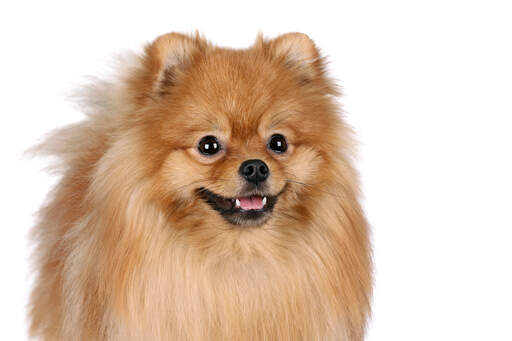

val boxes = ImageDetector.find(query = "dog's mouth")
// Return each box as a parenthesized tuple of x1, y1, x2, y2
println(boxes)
(197, 187, 280, 226)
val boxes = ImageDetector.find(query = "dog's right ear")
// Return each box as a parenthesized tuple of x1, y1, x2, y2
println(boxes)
(136, 33, 202, 100)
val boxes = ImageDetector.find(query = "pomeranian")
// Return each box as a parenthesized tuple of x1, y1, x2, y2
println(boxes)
(29, 32, 372, 340)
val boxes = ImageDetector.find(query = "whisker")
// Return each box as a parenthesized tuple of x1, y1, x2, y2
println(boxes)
(278, 173, 339, 198)
(286, 180, 339, 198)
(172, 178, 234, 192)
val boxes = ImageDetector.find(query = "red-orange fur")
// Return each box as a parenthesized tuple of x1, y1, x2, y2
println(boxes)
(29, 32, 372, 340)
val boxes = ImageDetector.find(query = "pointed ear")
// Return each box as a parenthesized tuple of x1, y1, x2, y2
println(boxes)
(143, 32, 201, 96)
(264, 32, 323, 85)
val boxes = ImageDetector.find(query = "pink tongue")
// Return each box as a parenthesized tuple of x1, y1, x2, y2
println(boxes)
(239, 196, 263, 210)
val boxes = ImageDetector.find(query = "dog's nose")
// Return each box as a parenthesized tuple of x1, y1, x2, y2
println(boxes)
(239, 159, 269, 185)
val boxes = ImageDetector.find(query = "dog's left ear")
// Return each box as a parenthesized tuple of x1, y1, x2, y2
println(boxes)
(258, 32, 325, 85)
(133, 32, 204, 101)
(149, 33, 202, 95)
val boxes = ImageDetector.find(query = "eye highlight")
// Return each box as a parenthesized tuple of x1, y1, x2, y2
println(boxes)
(198, 136, 221, 155)
(268, 134, 287, 153)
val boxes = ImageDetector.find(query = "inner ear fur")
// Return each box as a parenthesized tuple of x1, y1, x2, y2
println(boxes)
(257, 32, 325, 85)
(141, 32, 205, 98)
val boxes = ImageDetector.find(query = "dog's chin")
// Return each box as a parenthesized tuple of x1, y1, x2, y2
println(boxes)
(197, 187, 283, 227)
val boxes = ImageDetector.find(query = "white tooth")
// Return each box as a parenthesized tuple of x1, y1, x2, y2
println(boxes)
(235, 199, 241, 208)
(262, 197, 267, 206)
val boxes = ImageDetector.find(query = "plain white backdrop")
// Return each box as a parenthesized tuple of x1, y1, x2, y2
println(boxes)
(2, 0, 511, 340)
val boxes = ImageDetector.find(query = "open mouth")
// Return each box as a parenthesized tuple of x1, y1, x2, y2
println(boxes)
(197, 187, 279, 226)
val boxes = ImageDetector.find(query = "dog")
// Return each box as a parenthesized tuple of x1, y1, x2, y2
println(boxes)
(29, 32, 372, 340)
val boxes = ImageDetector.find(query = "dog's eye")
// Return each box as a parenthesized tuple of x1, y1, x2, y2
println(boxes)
(198, 136, 221, 155)
(268, 134, 287, 153)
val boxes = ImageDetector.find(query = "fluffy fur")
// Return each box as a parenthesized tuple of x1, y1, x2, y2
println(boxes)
(29, 32, 372, 340)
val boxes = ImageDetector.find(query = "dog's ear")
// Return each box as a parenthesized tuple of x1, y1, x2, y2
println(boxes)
(140, 32, 203, 98)
(258, 32, 324, 85)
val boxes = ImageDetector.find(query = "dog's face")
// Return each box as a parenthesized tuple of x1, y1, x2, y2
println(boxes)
(132, 33, 342, 227)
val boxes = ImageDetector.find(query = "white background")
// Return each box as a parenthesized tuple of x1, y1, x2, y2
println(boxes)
(2, 1, 511, 340)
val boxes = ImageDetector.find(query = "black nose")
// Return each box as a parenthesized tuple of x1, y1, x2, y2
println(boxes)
(239, 159, 269, 185)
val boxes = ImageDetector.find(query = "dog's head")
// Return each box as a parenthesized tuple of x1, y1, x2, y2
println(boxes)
(120, 33, 345, 228)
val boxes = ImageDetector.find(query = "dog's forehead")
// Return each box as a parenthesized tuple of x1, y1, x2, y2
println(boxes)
(185, 52, 290, 136)
(196, 54, 275, 101)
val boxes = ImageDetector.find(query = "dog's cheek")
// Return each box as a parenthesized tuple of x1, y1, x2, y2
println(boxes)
(284, 146, 323, 184)
(262, 160, 286, 195)
(210, 160, 246, 197)
(156, 150, 210, 200)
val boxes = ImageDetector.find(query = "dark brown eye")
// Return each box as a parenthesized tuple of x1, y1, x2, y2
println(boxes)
(198, 136, 221, 155)
(268, 134, 287, 153)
